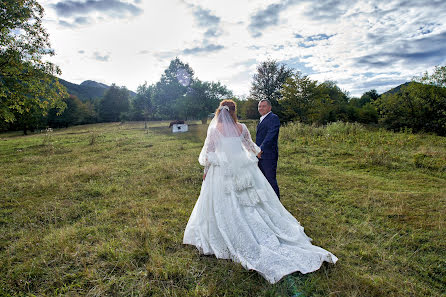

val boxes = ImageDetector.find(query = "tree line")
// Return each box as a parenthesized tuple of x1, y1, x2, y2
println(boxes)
(1, 57, 233, 133)
(1, 0, 445, 136)
(238, 61, 446, 136)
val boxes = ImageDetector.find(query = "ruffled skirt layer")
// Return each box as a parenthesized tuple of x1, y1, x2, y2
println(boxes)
(183, 163, 338, 284)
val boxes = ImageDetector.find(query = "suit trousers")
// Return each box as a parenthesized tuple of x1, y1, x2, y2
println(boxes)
(258, 158, 280, 199)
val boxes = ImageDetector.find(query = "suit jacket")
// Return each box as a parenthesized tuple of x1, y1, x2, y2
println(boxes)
(256, 112, 280, 160)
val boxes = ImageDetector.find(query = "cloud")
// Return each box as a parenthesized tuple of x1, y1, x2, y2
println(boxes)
(153, 51, 178, 61)
(186, 3, 223, 39)
(248, 2, 291, 38)
(93, 52, 110, 62)
(297, 42, 315, 48)
(74, 16, 90, 25)
(296, 33, 336, 48)
(305, 34, 335, 41)
(303, 0, 353, 21)
(204, 28, 220, 38)
(232, 59, 257, 68)
(280, 57, 315, 75)
(58, 20, 74, 28)
(57, 16, 92, 28)
(52, 0, 143, 18)
(192, 6, 220, 28)
(40, 0, 446, 98)
(357, 31, 446, 68)
(182, 44, 224, 55)
(347, 76, 408, 95)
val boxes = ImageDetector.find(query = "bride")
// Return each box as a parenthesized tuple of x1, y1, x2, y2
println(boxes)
(183, 99, 337, 284)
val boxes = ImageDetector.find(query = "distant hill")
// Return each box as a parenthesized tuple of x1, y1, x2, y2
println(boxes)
(380, 82, 416, 96)
(80, 80, 109, 89)
(381, 81, 443, 97)
(58, 79, 136, 101)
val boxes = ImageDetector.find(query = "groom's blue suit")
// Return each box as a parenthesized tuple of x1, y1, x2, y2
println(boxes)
(256, 112, 280, 199)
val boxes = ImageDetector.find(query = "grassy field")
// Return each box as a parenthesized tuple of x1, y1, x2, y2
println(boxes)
(0, 121, 445, 296)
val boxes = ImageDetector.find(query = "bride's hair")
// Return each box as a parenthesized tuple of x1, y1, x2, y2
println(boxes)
(215, 99, 237, 123)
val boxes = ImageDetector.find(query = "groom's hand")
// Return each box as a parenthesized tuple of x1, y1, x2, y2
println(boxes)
(257, 151, 263, 158)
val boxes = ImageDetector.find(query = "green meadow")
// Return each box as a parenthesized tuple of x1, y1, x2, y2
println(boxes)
(0, 121, 445, 296)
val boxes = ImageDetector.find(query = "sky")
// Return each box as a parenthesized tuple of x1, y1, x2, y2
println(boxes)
(40, 0, 446, 97)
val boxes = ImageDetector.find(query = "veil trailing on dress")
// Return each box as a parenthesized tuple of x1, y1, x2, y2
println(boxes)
(198, 104, 262, 203)
(199, 105, 245, 169)
(209, 105, 241, 136)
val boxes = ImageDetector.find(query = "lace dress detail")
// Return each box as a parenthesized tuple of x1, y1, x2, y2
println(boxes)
(184, 123, 338, 284)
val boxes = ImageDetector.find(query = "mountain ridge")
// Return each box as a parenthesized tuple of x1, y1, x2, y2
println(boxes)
(58, 78, 136, 101)
(380, 82, 412, 96)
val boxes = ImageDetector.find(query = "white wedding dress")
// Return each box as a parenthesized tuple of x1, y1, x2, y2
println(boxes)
(183, 109, 337, 284)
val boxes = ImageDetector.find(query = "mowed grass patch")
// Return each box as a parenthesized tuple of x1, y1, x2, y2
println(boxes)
(0, 121, 445, 296)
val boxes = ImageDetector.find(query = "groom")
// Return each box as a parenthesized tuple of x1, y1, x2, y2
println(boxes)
(256, 99, 280, 199)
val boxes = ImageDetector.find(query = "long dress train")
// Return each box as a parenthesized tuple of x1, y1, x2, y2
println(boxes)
(183, 122, 337, 284)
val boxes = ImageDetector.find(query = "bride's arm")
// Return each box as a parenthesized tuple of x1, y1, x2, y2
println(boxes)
(241, 124, 261, 155)
(199, 128, 217, 179)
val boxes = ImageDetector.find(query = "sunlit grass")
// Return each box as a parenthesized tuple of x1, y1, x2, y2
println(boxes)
(0, 121, 444, 296)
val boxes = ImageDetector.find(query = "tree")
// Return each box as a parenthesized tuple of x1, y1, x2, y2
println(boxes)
(357, 89, 379, 107)
(131, 82, 154, 128)
(356, 103, 378, 124)
(152, 58, 194, 119)
(47, 95, 83, 128)
(279, 72, 320, 123)
(78, 100, 98, 124)
(179, 80, 232, 123)
(12, 104, 47, 134)
(312, 81, 350, 123)
(99, 84, 130, 122)
(250, 59, 293, 114)
(238, 98, 259, 119)
(374, 82, 446, 135)
(0, 0, 67, 129)
(417, 65, 446, 87)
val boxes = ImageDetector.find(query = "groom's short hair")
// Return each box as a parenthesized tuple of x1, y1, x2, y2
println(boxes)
(259, 99, 271, 106)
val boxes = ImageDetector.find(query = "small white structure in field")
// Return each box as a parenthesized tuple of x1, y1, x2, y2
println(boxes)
(172, 124, 188, 133)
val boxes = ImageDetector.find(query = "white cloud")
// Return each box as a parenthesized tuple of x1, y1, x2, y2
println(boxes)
(40, 0, 446, 97)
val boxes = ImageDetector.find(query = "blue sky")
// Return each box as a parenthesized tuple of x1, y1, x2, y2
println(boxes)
(40, 0, 446, 97)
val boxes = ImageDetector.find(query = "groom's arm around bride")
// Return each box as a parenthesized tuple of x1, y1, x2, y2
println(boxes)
(256, 99, 281, 199)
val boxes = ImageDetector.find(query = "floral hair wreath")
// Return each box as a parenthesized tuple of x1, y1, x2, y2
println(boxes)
(219, 105, 230, 111)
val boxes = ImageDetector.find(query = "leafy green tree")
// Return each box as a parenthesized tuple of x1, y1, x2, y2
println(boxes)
(418, 65, 446, 87)
(0, 0, 67, 129)
(250, 59, 293, 114)
(238, 98, 259, 119)
(245, 98, 261, 119)
(279, 72, 319, 123)
(178, 80, 232, 123)
(374, 82, 446, 135)
(313, 81, 350, 123)
(99, 84, 130, 122)
(358, 89, 379, 107)
(131, 82, 154, 128)
(231, 97, 245, 120)
(47, 95, 83, 128)
(79, 100, 98, 124)
(12, 104, 47, 134)
(356, 103, 378, 124)
(152, 58, 194, 119)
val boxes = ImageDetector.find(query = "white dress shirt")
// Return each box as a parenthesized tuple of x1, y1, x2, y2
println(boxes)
(259, 111, 271, 124)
